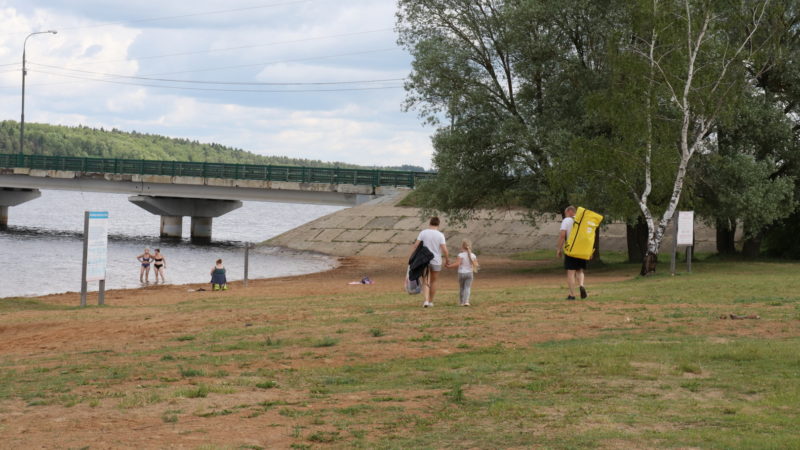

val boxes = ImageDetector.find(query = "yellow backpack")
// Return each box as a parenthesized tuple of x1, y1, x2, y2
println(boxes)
(563, 207, 604, 260)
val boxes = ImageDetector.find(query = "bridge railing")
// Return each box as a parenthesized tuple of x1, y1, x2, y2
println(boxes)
(0, 153, 436, 188)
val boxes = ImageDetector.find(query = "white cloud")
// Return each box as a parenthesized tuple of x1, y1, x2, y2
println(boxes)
(0, 0, 434, 168)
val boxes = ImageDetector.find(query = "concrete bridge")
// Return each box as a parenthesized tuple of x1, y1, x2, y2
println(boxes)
(0, 153, 433, 242)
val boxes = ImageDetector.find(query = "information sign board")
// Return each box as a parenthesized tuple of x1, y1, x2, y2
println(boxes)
(677, 211, 694, 246)
(85, 211, 108, 282)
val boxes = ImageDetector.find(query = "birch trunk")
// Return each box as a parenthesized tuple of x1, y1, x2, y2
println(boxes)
(637, 0, 768, 275)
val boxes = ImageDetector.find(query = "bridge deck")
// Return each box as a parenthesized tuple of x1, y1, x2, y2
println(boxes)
(0, 153, 434, 188)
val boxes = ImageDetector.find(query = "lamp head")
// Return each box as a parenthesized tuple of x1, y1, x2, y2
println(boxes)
(48, 30, 57, 34)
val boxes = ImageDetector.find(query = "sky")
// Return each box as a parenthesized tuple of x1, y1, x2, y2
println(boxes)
(0, 0, 435, 168)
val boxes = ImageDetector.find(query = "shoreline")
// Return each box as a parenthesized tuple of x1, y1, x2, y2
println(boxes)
(10, 254, 629, 308)
(1, 244, 340, 301)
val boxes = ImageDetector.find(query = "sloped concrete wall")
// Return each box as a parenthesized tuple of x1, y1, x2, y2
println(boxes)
(266, 191, 717, 257)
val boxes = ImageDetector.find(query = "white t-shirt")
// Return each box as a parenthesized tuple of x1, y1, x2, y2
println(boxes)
(417, 228, 446, 265)
(457, 251, 477, 274)
(560, 217, 575, 233)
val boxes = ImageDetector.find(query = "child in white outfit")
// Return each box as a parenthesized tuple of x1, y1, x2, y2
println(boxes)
(446, 239, 479, 306)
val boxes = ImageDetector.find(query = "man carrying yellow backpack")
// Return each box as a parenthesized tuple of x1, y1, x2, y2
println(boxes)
(556, 205, 603, 300)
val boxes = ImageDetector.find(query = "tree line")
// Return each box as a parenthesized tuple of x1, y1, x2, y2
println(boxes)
(397, 0, 800, 272)
(0, 121, 427, 172)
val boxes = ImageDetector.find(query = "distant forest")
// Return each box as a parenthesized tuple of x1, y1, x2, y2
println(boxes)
(0, 121, 427, 172)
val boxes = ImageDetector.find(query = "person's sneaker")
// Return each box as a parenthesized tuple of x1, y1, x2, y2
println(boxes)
(566, 295, 576, 300)
(580, 286, 587, 299)
(463, 303, 470, 307)
(423, 301, 431, 308)
(222, 285, 228, 291)
(213, 284, 220, 291)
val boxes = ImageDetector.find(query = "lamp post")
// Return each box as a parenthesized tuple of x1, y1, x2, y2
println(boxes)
(20, 30, 57, 165)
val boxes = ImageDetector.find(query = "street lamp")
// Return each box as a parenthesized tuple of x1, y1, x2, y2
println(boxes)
(20, 30, 57, 163)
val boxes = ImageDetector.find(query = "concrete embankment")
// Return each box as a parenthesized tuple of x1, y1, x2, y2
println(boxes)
(267, 191, 716, 257)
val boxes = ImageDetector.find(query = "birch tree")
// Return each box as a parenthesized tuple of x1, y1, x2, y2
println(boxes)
(554, 0, 781, 272)
(623, 0, 773, 273)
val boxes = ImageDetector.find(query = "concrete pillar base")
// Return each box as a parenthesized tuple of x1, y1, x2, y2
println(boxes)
(160, 216, 183, 239)
(191, 217, 213, 243)
(0, 188, 41, 228)
(129, 195, 241, 242)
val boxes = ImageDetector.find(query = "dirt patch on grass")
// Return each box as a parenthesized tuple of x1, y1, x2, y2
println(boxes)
(1, 255, 797, 447)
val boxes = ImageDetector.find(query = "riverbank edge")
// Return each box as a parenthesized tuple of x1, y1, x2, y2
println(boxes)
(266, 190, 718, 257)
(2, 245, 342, 302)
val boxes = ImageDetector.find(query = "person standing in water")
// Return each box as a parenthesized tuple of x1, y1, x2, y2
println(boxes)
(210, 259, 228, 291)
(136, 248, 152, 283)
(153, 248, 167, 283)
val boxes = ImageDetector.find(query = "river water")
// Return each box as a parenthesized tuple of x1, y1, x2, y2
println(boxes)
(0, 190, 345, 299)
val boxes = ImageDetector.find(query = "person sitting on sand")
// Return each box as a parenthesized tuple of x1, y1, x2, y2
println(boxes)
(210, 259, 228, 291)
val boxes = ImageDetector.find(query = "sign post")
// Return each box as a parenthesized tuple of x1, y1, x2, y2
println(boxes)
(81, 211, 109, 306)
(244, 243, 252, 288)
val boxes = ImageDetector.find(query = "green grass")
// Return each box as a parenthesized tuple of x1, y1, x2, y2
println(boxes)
(179, 367, 205, 378)
(0, 298, 74, 312)
(2, 259, 800, 448)
(312, 337, 339, 348)
(369, 328, 385, 337)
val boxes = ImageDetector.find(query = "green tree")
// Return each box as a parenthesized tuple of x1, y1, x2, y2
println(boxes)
(0, 121, 418, 171)
(554, 0, 777, 273)
(397, 0, 618, 222)
(692, 92, 798, 257)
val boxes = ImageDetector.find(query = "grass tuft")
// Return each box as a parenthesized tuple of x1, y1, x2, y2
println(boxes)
(179, 366, 205, 378)
(313, 337, 339, 348)
(175, 385, 209, 399)
(369, 328, 385, 337)
(308, 431, 340, 443)
(444, 384, 465, 404)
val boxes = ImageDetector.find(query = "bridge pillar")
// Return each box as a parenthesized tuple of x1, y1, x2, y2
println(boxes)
(191, 217, 213, 243)
(160, 216, 183, 239)
(0, 188, 41, 229)
(129, 195, 242, 241)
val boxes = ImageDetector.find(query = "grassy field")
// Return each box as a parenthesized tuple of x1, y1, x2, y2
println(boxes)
(0, 256, 798, 448)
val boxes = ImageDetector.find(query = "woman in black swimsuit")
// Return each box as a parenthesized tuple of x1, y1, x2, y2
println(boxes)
(136, 248, 152, 283)
(153, 248, 166, 283)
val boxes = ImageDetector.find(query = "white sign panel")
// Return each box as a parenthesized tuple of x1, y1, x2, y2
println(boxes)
(86, 211, 109, 282)
(677, 211, 694, 246)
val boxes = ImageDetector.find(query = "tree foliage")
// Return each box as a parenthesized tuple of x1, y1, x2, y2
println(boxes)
(0, 121, 426, 171)
(578, 0, 780, 272)
(397, 0, 617, 221)
(399, 0, 799, 267)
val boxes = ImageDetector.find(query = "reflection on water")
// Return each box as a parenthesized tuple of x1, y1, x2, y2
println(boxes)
(1, 190, 345, 298)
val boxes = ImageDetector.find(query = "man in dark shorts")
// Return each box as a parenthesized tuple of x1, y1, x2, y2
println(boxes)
(556, 205, 587, 300)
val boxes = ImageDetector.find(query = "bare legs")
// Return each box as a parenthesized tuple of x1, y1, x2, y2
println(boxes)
(154, 267, 165, 283)
(139, 266, 150, 283)
(566, 270, 577, 297)
(566, 269, 585, 298)
(422, 269, 439, 305)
